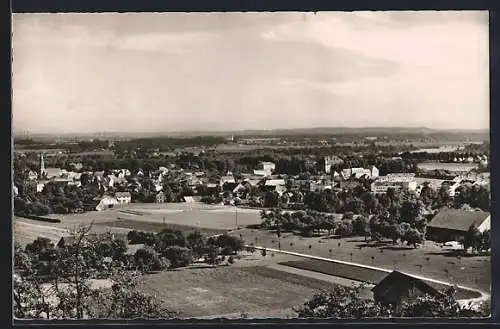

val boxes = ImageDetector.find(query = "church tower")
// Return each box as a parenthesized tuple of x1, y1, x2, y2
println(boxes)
(39, 153, 46, 179)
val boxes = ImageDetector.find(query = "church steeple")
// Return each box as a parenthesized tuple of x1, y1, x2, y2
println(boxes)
(39, 153, 46, 179)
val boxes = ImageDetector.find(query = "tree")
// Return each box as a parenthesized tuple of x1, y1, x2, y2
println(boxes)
(400, 199, 424, 225)
(263, 190, 280, 208)
(208, 234, 244, 254)
(389, 223, 403, 244)
(186, 230, 207, 257)
(404, 228, 424, 248)
(13, 244, 53, 319)
(481, 230, 491, 251)
(336, 219, 354, 237)
(156, 228, 187, 251)
(133, 246, 165, 273)
(353, 216, 368, 236)
(464, 225, 482, 253)
(294, 285, 390, 319)
(163, 246, 192, 268)
(88, 271, 174, 319)
(399, 287, 483, 317)
(295, 285, 487, 319)
(14, 229, 172, 320)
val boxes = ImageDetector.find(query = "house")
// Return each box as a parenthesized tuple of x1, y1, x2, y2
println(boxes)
(69, 162, 84, 171)
(95, 196, 120, 211)
(36, 182, 45, 193)
(28, 170, 38, 181)
(253, 169, 271, 177)
(115, 192, 132, 204)
(232, 182, 247, 194)
(261, 161, 276, 173)
(264, 179, 287, 195)
(183, 196, 202, 203)
(156, 191, 165, 203)
(253, 161, 276, 177)
(341, 166, 379, 180)
(222, 182, 239, 193)
(45, 168, 65, 179)
(323, 155, 344, 174)
(372, 271, 441, 311)
(441, 180, 461, 197)
(426, 207, 490, 242)
(339, 180, 361, 191)
(414, 178, 445, 193)
(219, 175, 235, 186)
(371, 173, 417, 194)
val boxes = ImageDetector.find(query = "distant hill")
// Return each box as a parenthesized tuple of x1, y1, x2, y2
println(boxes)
(13, 126, 489, 140)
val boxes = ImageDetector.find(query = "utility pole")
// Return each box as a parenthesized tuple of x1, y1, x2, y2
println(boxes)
(235, 205, 238, 229)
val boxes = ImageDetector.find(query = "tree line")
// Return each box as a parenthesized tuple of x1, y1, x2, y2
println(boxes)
(13, 224, 246, 319)
(294, 284, 488, 318)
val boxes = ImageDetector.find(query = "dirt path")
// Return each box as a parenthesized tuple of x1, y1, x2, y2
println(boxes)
(250, 245, 490, 307)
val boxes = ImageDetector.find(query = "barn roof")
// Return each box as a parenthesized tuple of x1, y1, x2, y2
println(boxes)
(428, 207, 490, 232)
(372, 271, 440, 297)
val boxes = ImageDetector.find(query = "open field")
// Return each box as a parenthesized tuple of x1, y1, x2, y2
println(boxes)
(231, 228, 491, 293)
(279, 259, 479, 299)
(417, 162, 478, 172)
(14, 203, 490, 298)
(14, 219, 69, 246)
(13, 216, 132, 246)
(14, 202, 261, 245)
(140, 263, 337, 318)
(98, 218, 225, 236)
(32, 203, 261, 231)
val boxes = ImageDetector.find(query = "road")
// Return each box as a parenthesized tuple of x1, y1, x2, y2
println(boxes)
(249, 245, 490, 308)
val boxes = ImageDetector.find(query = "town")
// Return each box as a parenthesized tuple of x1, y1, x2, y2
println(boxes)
(13, 130, 491, 319)
(12, 10, 490, 321)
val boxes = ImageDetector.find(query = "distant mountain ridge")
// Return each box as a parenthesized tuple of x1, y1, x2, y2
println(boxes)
(14, 126, 489, 139)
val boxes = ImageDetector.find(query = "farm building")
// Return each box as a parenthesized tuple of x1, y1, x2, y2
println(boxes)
(372, 271, 441, 312)
(115, 192, 132, 204)
(426, 207, 490, 242)
(371, 174, 417, 194)
(95, 196, 120, 211)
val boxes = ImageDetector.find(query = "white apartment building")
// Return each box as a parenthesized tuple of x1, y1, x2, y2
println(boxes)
(371, 173, 417, 193)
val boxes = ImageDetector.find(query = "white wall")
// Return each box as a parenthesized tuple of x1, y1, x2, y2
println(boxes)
(477, 216, 491, 232)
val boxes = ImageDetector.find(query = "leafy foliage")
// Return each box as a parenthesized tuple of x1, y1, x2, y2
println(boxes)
(295, 285, 488, 319)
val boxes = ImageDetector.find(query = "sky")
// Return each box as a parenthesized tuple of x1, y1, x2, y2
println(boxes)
(12, 11, 489, 134)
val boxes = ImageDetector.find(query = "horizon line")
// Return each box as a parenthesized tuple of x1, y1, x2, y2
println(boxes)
(13, 125, 490, 137)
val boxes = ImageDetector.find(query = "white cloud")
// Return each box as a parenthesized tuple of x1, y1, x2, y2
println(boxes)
(262, 12, 488, 69)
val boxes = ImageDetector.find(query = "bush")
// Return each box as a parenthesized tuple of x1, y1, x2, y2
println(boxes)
(128, 230, 158, 245)
(228, 256, 235, 264)
(163, 246, 192, 269)
(210, 234, 245, 252)
(133, 247, 164, 273)
(157, 228, 187, 249)
(221, 246, 235, 256)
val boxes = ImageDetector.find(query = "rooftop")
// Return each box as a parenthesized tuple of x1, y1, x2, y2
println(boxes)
(428, 207, 490, 232)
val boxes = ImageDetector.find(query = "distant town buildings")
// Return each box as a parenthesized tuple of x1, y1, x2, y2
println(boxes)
(341, 166, 379, 180)
(253, 161, 276, 177)
(324, 155, 344, 174)
(115, 192, 132, 204)
(371, 173, 417, 193)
